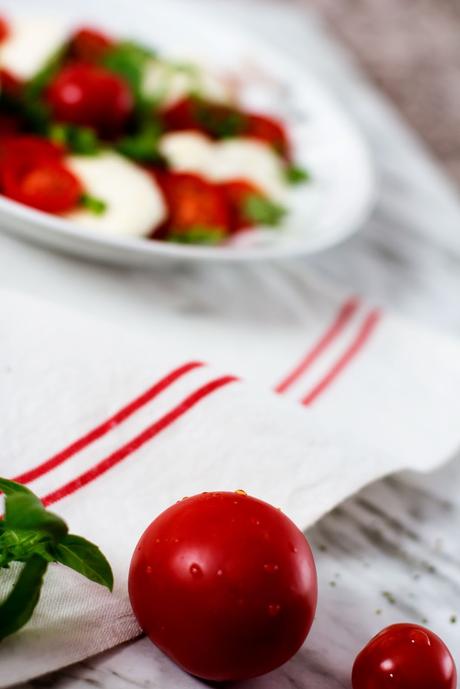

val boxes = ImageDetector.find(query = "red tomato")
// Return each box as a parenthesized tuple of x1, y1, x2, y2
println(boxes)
(156, 172, 230, 236)
(46, 63, 133, 137)
(220, 179, 264, 232)
(3, 161, 83, 213)
(0, 136, 63, 186)
(163, 97, 247, 139)
(69, 27, 114, 63)
(162, 98, 200, 132)
(246, 113, 291, 159)
(0, 16, 9, 43)
(129, 491, 318, 681)
(352, 624, 457, 689)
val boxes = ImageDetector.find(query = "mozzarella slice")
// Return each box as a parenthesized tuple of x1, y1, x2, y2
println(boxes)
(142, 58, 231, 107)
(160, 132, 286, 200)
(0, 18, 67, 81)
(65, 152, 167, 238)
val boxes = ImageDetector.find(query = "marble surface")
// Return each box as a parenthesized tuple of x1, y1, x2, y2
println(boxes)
(2, 0, 460, 686)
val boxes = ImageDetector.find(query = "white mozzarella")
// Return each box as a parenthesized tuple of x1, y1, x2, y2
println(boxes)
(0, 18, 68, 81)
(159, 132, 214, 176)
(65, 152, 167, 238)
(211, 139, 287, 200)
(160, 132, 286, 200)
(142, 58, 231, 107)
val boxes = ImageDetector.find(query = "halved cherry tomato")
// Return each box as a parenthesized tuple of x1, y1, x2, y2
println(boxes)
(156, 171, 230, 237)
(129, 491, 318, 681)
(2, 161, 83, 213)
(47, 63, 133, 137)
(352, 624, 457, 689)
(220, 179, 264, 232)
(0, 135, 63, 187)
(246, 113, 291, 159)
(69, 27, 114, 63)
(0, 16, 9, 43)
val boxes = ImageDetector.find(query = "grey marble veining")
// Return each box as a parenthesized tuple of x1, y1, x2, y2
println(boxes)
(5, 0, 460, 687)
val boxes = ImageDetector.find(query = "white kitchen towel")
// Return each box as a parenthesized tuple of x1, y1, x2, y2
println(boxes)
(1, 285, 460, 686)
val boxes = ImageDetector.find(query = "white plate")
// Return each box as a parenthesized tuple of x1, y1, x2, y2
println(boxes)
(0, 0, 375, 265)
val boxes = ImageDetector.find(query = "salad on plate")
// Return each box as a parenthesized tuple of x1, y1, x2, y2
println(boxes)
(0, 16, 310, 246)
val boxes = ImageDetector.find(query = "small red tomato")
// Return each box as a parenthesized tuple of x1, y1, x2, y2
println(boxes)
(69, 27, 114, 63)
(156, 171, 231, 237)
(162, 98, 201, 133)
(246, 113, 291, 159)
(352, 623, 457, 689)
(163, 97, 247, 139)
(3, 161, 83, 214)
(0, 16, 9, 43)
(47, 63, 133, 137)
(0, 135, 63, 188)
(220, 179, 265, 232)
(129, 492, 318, 682)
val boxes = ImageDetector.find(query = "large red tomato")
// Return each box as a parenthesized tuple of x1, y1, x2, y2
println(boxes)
(129, 491, 317, 681)
(352, 624, 457, 689)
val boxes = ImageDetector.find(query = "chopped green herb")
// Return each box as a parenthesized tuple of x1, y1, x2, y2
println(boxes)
(244, 195, 287, 227)
(103, 41, 155, 103)
(382, 591, 396, 605)
(0, 478, 113, 641)
(194, 99, 248, 139)
(285, 164, 311, 185)
(80, 193, 108, 215)
(167, 226, 226, 245)
(450, 614, 457, 624)
(116, 120, 164, 163)
(49, 124, 100, 155)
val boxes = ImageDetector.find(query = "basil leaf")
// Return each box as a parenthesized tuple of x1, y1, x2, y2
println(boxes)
(167, 226, 226, 245)
(285, 164, 311, 185)
(53, 534, 113, 591)
(193, 99, 248, 139)
(0, 555, 48, 642)
(0, 479, 68, 542)
(116, 120, 164, 162)
(80, 193, 108, 215)
(49, 124, 100, 155)
(244, 195, 287, 227)
(103, 41, 155, 103)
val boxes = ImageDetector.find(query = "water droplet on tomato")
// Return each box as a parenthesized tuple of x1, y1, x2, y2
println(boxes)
(410, 630, 431, 646)
(216, 569, 224, 577)
(289, 543, 298, 554)
(268, 603, 281, 617)
(155, 538, 161, 544)
(235, 489, 247, 496)
(264, 563, 279, 573)
(190, 563, 203, 578)
(146, 566, 153, 575)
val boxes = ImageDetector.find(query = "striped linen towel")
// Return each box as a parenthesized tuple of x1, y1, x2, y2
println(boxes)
(1, 285, 460, 686)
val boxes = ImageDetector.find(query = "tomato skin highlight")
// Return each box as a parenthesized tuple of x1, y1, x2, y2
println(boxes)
(352, 624, 457, 689)
(129, 491, 317, 682)
(47, 63, 133, 137)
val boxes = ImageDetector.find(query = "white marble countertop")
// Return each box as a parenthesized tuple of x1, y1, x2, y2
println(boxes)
(2, 0, 460, 687)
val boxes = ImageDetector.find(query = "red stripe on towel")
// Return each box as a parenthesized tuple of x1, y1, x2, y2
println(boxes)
(275, 298, 360, 394)
(41, 374, 238, 507)
(301, 310, 382, 406)
(14, 361, 204, 486)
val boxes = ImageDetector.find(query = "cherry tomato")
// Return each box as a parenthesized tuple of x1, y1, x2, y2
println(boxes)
(0, 16, 9, 43)
(220, 179, 264, 232)
(156, 172, 231, 237)
(3, 161, 83, 213)
(69, 27, 114, 63)
(129, 491, 318, 682)
(246, 113, 291, 159)
(0, 135, 63, 187)
(352, 624, 457, 689)
(47, 63, 133, 137)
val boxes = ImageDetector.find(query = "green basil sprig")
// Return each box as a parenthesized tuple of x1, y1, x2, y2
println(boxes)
(0, 478, 113, 642)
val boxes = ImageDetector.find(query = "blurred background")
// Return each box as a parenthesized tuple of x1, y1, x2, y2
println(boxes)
(288, 0, 460, 187)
